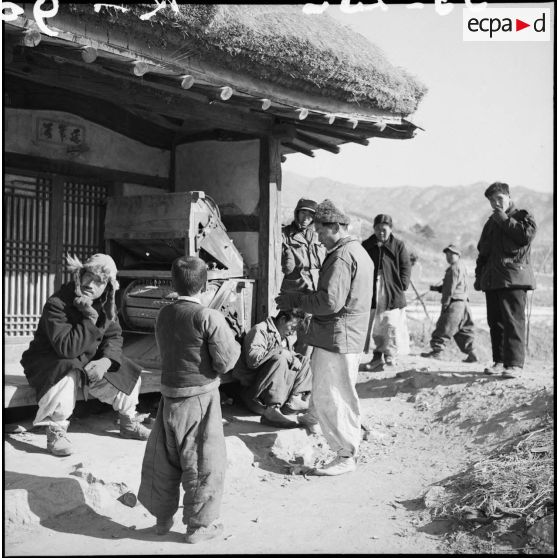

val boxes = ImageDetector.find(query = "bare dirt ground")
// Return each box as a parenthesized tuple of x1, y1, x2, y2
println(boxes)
(4, 351, 554, 555)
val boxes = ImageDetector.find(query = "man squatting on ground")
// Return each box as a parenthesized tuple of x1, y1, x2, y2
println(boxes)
(421, 244, 478, 363)
(21, 253, 150, 457)
(281, 197, 326, 355)
(475, 182, 536, 379)
(138, 256, 240, 544)
(276, 199, 374, 476)
(232, 309, 312, 429)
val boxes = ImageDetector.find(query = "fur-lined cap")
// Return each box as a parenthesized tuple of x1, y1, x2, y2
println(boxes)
(314, 199, 350, 225)
(66, 253, 119, 321)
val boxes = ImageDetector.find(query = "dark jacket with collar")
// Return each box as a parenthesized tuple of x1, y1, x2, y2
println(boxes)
(475, 202, 536, 291)
(281, 236, 374, 353)
(232, 317, 296, 386)
(361, 233, 412, 310)
(281, 222, 326, 293)
(155, 299, 240, 397)
(21, 281, 140, 402)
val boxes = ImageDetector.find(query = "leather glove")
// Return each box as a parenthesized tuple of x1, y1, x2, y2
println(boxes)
(429, 285, 442, 293)
(74, 295, 99, 324)
(84, 357, 111, 383)
(491, 208, 508, 224)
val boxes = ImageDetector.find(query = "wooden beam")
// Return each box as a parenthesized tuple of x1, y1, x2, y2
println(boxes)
(81, 46, 97, 63)
(6, 50, 273, 136)
(5, 153, 169, 189)
(295, 131, 340, 154)
(290, 121, 370, 146)
(180, 75, 195, 89)
(7, 10, 405, 123)
(282, 141, 315, 158)
(6, 75, 175, 149)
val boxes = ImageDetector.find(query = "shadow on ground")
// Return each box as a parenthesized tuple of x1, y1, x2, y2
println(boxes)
(356, 369, 497, 399)
(4, 470, 173, 542)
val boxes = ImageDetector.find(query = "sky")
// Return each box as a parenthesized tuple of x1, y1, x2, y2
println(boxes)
(283, 2, 555, 192)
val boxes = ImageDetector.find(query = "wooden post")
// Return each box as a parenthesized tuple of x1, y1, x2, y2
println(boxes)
(257, 137, 282, 322)
(50, 175, 65, 291)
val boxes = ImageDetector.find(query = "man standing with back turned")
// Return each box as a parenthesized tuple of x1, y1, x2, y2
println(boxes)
(276, 199, 374, 476)
(475, 182, 536, 379)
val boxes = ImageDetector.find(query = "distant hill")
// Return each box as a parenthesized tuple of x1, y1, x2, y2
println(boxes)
(281, 172, 553, 271)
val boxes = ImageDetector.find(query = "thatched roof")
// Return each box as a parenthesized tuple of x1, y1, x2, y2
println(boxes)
(64, 4, 426, 116)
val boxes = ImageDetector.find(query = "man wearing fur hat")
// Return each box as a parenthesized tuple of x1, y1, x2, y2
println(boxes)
(21, 253, 150, 457)
(475, 182, 536, 379)
(276, 199, 374, 476)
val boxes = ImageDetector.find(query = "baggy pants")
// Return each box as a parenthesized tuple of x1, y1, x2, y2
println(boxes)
(430, 300, 475, 355)
(310, 348, 362, 458)
(138, 389, 226, 528)
(33, 370, 141, 430)
(243, 353, 312, 408)
(364, 274, 410, 358)
(485, 288, 527, 368)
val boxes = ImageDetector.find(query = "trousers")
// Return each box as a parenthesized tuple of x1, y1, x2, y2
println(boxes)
(33, 370, 141, 429)
(430, 300, 475, 354)
(310, 348, 362, 458)
(485, 288, 527, 368)
(243, 353, 312, 408)
(138, 390, 226, 528)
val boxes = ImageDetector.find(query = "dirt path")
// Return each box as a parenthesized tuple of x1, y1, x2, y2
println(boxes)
(4, 355, 553, 555)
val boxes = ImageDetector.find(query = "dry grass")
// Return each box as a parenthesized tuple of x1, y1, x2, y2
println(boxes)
(431, 424, 554, 523)
(64, 4, 426, 115)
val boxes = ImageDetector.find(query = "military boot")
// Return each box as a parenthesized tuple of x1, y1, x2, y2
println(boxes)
(119, 414, 151, 440)
(46, 424, 73, 457)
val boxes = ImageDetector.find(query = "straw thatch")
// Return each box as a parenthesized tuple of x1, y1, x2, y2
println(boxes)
(64, 4, 426, 115)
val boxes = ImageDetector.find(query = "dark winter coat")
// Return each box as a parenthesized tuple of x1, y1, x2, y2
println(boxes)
(475, 203, 536, 291)
(155, 299, 240, 398)
(21, 281, 141, 402)
(281, 222, 326, 293)
(361, 233, 412, 310)
(280, 236, 374, 354)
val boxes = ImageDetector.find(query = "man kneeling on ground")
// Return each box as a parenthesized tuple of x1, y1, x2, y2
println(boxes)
(233, 309, 312, 428)
(21, 253, 150, 457)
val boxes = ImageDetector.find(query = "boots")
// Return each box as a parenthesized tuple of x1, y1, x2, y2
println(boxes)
(261, 405, 299, 428)
(46, 424, 73, 457)
(119, 414, 151, 440)
(282, 393, 310, 414)
(463, 351, 479, 363)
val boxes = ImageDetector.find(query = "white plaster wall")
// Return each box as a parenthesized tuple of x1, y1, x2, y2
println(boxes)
(175, 140, 261, 272)
(5, 108, 170, 177)
(175, 140, 260, 215)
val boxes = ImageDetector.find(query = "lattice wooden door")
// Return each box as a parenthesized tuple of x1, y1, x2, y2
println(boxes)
(60, 179, 108, 285)
(3, 173, 108, 337)
(4, 174, 53, 337)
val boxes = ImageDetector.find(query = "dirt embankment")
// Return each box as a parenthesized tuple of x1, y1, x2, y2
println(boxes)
(4, 355, 554, 555)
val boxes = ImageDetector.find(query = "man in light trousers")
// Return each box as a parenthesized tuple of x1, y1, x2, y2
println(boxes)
(276, 199, 374, 476)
